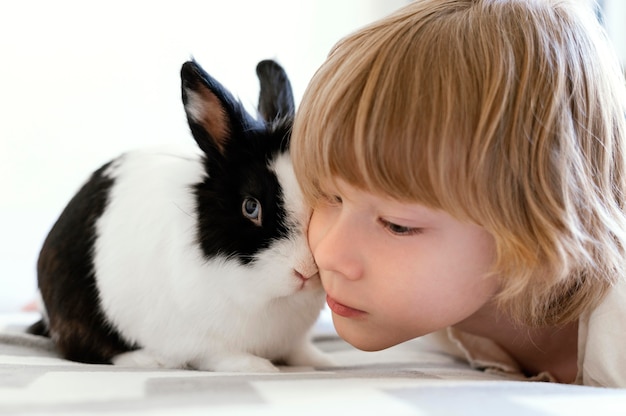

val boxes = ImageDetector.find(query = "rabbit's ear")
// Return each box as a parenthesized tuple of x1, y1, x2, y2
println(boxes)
(256, 60, 295, 123)
(181, 60, 252, 156)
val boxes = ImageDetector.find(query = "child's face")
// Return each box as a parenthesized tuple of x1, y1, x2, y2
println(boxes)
(308, 180, 500, 351)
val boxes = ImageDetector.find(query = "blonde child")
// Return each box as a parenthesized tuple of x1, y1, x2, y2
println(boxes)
(292, 0, 626, 387)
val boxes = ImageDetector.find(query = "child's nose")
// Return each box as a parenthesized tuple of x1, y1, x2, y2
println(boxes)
(311, 214, 364, 281)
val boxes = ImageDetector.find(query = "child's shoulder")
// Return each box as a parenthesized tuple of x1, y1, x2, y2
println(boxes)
(579, 277, 626, 387)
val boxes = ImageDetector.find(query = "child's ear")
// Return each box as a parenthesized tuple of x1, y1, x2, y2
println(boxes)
(180, 60, 252, 157)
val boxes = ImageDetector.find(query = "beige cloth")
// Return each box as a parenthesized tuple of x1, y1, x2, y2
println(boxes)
(427, 277, 626, 387)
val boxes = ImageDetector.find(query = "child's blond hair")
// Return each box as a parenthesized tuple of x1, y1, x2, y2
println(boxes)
(292, 0, 626, 326)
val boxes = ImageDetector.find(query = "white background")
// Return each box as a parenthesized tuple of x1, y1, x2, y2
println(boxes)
(1, 0, 625, 312)
(0, 0, 408, 311)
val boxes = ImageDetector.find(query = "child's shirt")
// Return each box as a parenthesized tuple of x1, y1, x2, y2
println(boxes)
(428, 277, 626, 387)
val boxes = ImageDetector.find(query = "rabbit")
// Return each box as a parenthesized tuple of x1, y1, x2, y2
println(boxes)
(28, 59, 332, 372)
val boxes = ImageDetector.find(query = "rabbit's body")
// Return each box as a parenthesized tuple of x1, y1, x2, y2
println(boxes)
(31, 60, 330, 372)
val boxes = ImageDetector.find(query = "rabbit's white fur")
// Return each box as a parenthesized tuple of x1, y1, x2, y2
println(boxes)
(92, 147, 328, 371)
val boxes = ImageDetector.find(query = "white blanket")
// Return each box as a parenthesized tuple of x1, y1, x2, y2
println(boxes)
(1, 312, 625, 415)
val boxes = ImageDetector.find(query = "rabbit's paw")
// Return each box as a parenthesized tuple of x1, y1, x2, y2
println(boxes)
(285, 342, 335, 368)
(112, 349, 180, 369)
(195, 353, 280, 373)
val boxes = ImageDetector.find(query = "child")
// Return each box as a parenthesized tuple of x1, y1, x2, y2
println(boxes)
(291, 0, 626, 387)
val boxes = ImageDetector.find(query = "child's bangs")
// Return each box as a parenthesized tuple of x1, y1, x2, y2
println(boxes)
(294, 88, 448, 210)
(293, 26, 476, 214)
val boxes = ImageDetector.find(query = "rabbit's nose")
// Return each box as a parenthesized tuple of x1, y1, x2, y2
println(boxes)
(296, 254, 318, 279)
(293, 269, 320, 291)
(293, 270, 308, 283)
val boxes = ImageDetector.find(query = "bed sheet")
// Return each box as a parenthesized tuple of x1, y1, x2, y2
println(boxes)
(1, 312, 625, 415)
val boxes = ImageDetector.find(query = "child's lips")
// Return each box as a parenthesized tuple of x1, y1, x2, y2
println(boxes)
(326, 294, 366, 318)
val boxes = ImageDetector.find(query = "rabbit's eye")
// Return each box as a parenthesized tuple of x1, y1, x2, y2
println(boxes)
(242, 197, 262, 226)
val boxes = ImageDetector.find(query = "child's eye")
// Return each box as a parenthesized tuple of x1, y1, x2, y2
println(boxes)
(379, 219, 422, 236)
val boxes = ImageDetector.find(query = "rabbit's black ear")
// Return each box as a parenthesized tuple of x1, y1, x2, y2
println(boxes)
(256, 60, 295, 123)
(181, 60, 252, 156)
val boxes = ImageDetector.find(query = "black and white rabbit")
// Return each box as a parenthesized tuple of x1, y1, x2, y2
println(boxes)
(29, 59, 331, 372)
